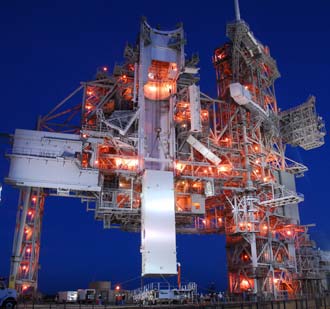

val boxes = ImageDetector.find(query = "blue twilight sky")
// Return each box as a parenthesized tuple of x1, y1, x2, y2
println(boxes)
(0, 0, 330, 294)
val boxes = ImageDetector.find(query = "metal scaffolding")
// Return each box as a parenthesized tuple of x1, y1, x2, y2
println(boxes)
(4, 1, 329, 300)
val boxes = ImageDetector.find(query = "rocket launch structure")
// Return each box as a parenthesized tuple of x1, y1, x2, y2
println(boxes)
(5, 1, 329, 300)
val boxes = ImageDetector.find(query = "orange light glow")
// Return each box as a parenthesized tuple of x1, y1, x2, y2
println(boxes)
(218, 164, 232, 172)
(31, 196, 37, 203)
(22, 266, 26, 270)
(115, 285, 120, 291)
(114, 158, 138, 169)
(22, 285, 28, 291)
(175, 162, 186, 172)
(286, 230, 292, 236)
(26, 248, 31, 253)
(28, 211, 32, 216)
(240, 279, 250, 290)
(143, 81, 174, 100)
(273, 278, 279, 284)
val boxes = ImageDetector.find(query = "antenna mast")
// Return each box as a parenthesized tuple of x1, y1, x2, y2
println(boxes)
(234, 0, 241, 21)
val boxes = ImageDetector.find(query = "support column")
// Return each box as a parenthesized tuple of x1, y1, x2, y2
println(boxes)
(9, 187, 44, 295)
(9, 187, 31, 289)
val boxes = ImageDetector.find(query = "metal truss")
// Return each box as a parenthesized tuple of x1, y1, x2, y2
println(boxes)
(9, 188, 44, 294)
(5, 5, 329, 300)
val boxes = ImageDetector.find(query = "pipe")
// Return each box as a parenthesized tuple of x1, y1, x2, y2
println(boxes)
(177, 262, 181, 288)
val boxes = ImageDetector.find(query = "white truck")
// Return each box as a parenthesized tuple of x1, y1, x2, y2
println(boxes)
(0, 279, 17, 309)
(133, 282, 197, 305)
(57, 291, 78, 303)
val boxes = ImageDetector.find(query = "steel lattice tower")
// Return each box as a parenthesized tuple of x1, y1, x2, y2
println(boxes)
(5, 1, 327, 299)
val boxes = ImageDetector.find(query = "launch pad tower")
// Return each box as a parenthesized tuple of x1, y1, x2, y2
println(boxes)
(5, 1, 327, 299)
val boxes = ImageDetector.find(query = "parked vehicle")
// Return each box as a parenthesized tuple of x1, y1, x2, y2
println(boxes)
(0, 278, 17, 309)
(77, 289, 96, 303)
(57, 291, 78, 303)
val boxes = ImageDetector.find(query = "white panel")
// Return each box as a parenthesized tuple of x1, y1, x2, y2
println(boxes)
(7, 129, 100, 192)
(229, 83, 269, 118)
(229, 83, 251, 105)
(141, 170, 177, 276)
(7, 155, 100, 192)
(189, 84, 201, 132)
(13, 129, 81, 158)
(278, 171, 300, 224)
(187, 135, 221, 165)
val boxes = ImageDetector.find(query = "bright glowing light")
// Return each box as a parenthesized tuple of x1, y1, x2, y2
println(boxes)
(87, 91, 93, 95)
(273, 278, 279, 284)
(240, 279, 250, 290)
(148, 72, 154, 79)
(114, 158, 138, 169)
(143, 81, 174, 100)
(218, 218, 222, 223)
(31, 196, 37, 203)
(175, 162, 185, 172)
(254, 145, 259, 151)
(94, 160, 98, 165)
(103, 67, 108, 72)
(82, 134, 87, 138)
(263, 225, 268, 230)
(22, 285, 28, 291)
(218, 164, 232, 172)
(286, 230, 292, 236)
(26, 248, 31, 253)
(28, 211, 32, 216)
(115, 285, 120, 291)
